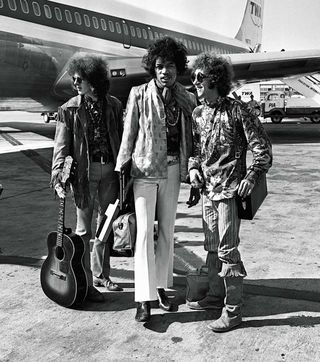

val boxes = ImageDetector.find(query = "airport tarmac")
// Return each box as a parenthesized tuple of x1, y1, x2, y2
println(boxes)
(1, 112, 320, 361)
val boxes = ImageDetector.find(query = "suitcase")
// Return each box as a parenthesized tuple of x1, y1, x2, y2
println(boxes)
(185, 266, 209, 302)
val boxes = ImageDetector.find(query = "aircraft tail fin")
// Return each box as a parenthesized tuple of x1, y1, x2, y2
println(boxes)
(235, 0, 264, 52)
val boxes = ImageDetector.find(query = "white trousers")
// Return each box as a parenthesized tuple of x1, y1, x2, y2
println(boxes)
(133, 164, 180, 302)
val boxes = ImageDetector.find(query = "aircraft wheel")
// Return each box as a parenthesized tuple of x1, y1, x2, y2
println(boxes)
(43, 113, 50, 123)
(271, 113, 283, 123)
(310, 113, 320, 123)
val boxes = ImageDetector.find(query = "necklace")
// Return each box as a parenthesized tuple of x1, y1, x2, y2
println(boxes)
(165, 105, 181, 127)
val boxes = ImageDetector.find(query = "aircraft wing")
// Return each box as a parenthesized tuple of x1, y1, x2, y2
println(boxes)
(227, 49, 320, 82)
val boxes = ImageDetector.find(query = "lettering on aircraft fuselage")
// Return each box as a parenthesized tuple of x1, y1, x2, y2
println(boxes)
(250, 1, 262, 26)
(242, 91, 253, 96)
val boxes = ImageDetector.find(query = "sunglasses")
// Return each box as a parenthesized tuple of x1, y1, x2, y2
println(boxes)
(191, 72, 209, 84)
(72, 76, 83, 84)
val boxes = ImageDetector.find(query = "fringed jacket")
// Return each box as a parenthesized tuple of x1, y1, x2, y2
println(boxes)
(188, 97, 272, 200)
(115, 79, 197, 182)
(51, 94, 123, 208)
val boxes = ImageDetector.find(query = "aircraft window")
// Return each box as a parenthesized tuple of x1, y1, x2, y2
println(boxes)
(123, 23, 129, 35)
(183, 39, 187, 47)
(115, 22, 121, 34)
(159, 33, 164, 39)
(101, 18, 107, 31)
(109, 20, 114, 32)
(142, 29, 147, 39)
(0, 0, 3, 8)
(54, 7, 62, 21)
(148, 29, 153, 40)
(44, 4, 52, 18)
(154, 32, 159, 40)
(200, 43, 204, 51)
(136, 27, 141, 38)
(74, 12, 82, 25)
(32, 2, 41, 16)
(8, 0, 17, 11)
(196, 42, 200, 51)
(65, 10, 72, 23)
(84, 14, 90, 27)
(20, 0, 28, 13)
(130, 26, 135, 37)
(188, 40, 192, 49)
(92, 16, 99, 29)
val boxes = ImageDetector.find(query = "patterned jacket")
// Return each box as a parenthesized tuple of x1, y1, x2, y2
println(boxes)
(115, 79, 197, 182)
(188, 97, 272, 200)
(51, 94, 123, 208)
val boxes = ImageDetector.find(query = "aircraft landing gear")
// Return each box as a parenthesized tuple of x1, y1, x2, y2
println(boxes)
(41, 112, 57, 123)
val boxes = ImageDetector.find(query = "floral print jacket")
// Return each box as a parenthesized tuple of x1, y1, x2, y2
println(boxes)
(188, 97, 272, 200)
(115, 79, 197, 182)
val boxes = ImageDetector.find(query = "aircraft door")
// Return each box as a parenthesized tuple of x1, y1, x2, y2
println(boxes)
(121, 19, 131, 49)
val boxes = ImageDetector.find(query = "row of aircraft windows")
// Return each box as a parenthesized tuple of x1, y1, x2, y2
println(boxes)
(1, 0, 231, 54)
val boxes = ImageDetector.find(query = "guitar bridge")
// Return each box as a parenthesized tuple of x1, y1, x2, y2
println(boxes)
(50, 270, 67, 280)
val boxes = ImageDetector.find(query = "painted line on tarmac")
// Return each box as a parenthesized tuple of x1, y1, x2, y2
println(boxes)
(1, 130, 22, 145)
(0, 130, 51, 173)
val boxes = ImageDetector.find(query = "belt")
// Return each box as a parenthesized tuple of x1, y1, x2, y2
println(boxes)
(90, 154, 112, 164)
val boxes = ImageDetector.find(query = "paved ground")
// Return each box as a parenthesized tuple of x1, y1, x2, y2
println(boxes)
(1, 113, 320, 361)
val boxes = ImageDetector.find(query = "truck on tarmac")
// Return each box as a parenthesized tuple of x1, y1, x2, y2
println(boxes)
(261, 91, 320, 123)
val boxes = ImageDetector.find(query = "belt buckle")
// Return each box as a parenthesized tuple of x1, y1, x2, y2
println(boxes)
(101, 156, 106, 165)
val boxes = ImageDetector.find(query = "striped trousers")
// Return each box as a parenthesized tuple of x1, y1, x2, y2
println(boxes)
(202, 195, 246, 277)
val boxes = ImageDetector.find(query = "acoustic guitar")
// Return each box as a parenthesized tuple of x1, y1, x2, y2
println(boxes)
(40, 156, 88, 307)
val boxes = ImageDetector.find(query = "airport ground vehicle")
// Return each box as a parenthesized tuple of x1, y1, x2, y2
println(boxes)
(261, 91, 320, 123)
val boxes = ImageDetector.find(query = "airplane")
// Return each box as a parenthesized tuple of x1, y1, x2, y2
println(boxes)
(1, 0, 320, 122)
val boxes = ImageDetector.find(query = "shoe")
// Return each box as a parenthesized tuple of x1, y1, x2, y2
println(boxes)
(135, 302, 151, 322)
(187, 296, 224, 310)
(93, 275, 123, 292)
(86, 286, 105, 303)
(157, 288, 173, 311)
(207, 309, 242, 333)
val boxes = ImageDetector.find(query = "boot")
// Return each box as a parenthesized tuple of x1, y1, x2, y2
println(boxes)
(187, 252, 225, 310)
(135, 302, 151, 322)
(157, 288, 173, 311)
(208, 276, 243, 332)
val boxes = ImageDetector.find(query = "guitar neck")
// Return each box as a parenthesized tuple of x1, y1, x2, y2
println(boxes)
(56, 196, 65, 247)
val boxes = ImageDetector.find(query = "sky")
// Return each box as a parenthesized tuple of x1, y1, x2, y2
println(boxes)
(116, 0, 320, 52)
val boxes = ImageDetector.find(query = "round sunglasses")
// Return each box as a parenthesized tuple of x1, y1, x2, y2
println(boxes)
(72, 76, 83, 84)
(191, 72, 209, 83)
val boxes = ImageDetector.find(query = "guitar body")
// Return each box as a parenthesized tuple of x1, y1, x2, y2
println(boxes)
(40, 231, 88, 307)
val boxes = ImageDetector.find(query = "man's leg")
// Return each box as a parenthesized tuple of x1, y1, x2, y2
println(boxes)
(188, 195, 225, 310)
(208, 197, 246, 332)
(156, 163, 180, 289)
(133, 179, 158, 302)
(75, 197, 95, 287)
(91, 163, 121, 291)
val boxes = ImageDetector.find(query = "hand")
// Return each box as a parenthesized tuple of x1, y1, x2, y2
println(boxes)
(189, 169, 204, 189)
(186, 187, 201, 208)
(237, 179, 254, 199)
(54, 182, 66, 199)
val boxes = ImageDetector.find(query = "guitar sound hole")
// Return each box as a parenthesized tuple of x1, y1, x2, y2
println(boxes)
(55, 246, 65, 260)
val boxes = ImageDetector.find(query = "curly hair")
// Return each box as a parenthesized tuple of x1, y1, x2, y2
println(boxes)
(142, 37, 188, 77)
(67, 54, 110, 99)
(192, 53, 234, 97)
